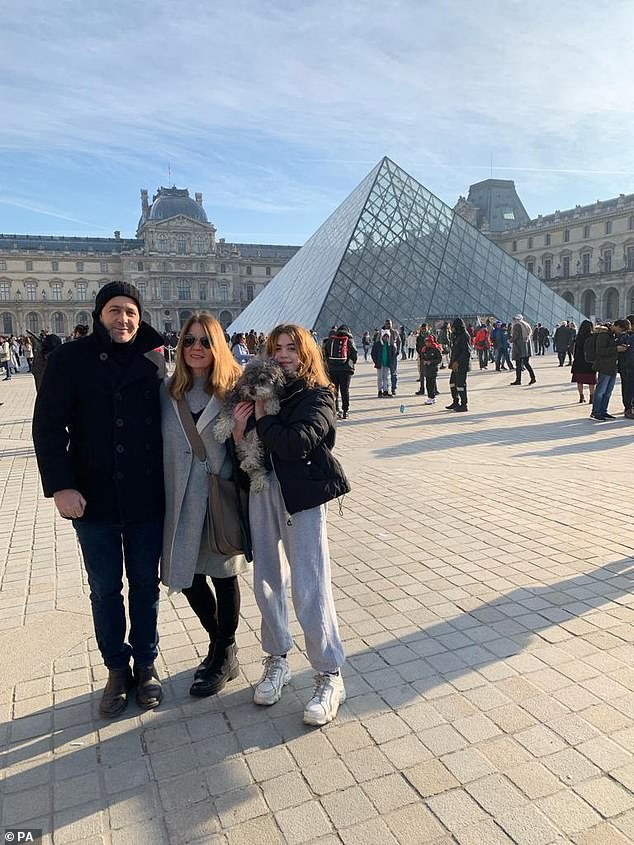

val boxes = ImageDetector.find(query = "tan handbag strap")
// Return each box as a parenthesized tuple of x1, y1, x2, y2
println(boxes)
(176, 397, 207, 465)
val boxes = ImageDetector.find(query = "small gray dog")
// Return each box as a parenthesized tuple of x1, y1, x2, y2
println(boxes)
(213, 356, 286, 492)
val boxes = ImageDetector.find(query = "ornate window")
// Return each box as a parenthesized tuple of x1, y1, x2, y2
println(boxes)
(562, 291, 574, 306)
(525, 260, 534, 275)
(76, 261, 84, 272)
(26, 312, 40, 333)
(198, 262, 206, 273)
(605, 220, 612, 235)
(137, 281, 146, 299)
(564, 229, 570, 243)
(562, 256, 570, 278)
(160, 280, 171, 300)
(194, 237, 205, 254)
(0, 261, 6, 271)
(246, 284, 254, 302)
(512, 240, 517, 252)
(137, 261, 144, 271)
(583, 224, 591, 239)
(627, 246, 634, 271)
(629, 216, 634, 232)
(602, 249, 612, 273)
(0, 282, 10, 300)
(604, 287, 619, 319)
(100, 261, 108, 273)
(544, 258, 552, 280)
(176, 236, 186, 255)
(1, 313, 13, 333)
(26, 260, 33, 271)
(246, 265, 252, 276)
(220, 283, 229, 302)
(52, 312, 67, 335)
(220, 263, 226, 274)
(199, 282, 208, 300)
(51, 282, 63, 301)
(25, 282, 37, 300)
(177, 279, 191, 300)
(52, 260, 59, 271)
(527, 237, 533, 249)
(265, 266, 271, 276)
(581, 252, 591, 274)
(76, 282, 87, 300)
(544, 233, 551, 246)
(158, 235, 168, 253)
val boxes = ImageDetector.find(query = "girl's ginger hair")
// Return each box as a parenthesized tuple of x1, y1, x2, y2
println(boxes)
(169, 313, 241, 400)
(265, 324, 332, 389)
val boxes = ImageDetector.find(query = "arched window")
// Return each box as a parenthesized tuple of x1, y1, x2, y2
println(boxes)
(26, 312, 40, 334)
(604, 287, 619, 319)
(562, 291, 574, 306)
(76, 311, 91, 326)
(219, 310, 232, 328)
(1, 312, 13, 334)
(51, 312, 67, 335)
(179, 309, 192, 327)
(582, 289, 596, 317)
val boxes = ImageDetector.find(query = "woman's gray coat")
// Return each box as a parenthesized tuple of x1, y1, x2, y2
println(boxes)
(160, 379, 248, 590)
(511, 321, 532, 361)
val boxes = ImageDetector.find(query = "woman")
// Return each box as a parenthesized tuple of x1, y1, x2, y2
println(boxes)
(446, 317, 470, 412)
(23, 337, 34, 372)
(233, 324, 350, 726)
(570, 319, 596, 404)
(231, 333, 251, 366)
(407, 331, 417, 359)
(161, 314, 250, 697)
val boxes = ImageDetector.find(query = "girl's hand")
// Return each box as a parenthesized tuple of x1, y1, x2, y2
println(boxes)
(254, 398, 267, 420)
(232, 401, 254, 443)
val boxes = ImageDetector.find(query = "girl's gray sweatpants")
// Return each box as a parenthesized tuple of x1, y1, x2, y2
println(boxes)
(249, 472, 345, 672)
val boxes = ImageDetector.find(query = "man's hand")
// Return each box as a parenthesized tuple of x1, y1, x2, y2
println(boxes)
(232, 401, 254, 443)
(53, 489, 87, 519)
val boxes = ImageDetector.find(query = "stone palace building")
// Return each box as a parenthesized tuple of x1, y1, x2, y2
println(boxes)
(456, 179, 634, 321)
(0, 187, 299, 337)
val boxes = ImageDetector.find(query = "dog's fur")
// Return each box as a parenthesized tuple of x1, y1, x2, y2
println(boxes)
(213, 356, 286, 492)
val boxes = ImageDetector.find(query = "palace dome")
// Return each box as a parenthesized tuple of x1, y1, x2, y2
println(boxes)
(148, 187, 208, 224)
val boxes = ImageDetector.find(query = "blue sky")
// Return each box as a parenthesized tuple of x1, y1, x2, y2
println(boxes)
(3, 0, 634, 244)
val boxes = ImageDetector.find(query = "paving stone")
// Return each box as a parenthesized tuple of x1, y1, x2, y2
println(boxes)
(574, 776, 634, 817)
(214, 784, 268, 829)
(466, 773, 526, 815)
(497, 804, 561, 845)
(260, 771, 313, 812)
(426, 788, 488, 831)
(164, 802, 221, 843)
(506, 761, 562, 799)
(454, 819, 514, 845)
(275, 800, 333, 844)
(320, 784, 377, 828)
(225, 814, 284, 845)
(303, 758, 356, 795)
(537, 790, 601, 834)
(341, 746, 394, 782)
(442, 747, 496, 784)
(404, 758, 459, 797)
(573, 823, 634, 845)
(362, 772, 419, 813)
(384, 803, 448, 844)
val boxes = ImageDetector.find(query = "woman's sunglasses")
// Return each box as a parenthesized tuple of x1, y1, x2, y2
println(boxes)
(182, 334, 212, 349)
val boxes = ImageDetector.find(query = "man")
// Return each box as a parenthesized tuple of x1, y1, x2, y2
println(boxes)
(33, 282, 165, 718)
(590, 319, 630, 421)
(553, 321, 572, 366)
(399, 325, 407, 360)
(509, 314, 536, 386)
(323, 324, 357, 419)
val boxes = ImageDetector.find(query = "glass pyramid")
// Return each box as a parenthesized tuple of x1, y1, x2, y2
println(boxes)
(229, 157, 585, 336)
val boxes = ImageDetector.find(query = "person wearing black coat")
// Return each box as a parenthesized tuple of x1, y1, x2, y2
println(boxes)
(233, 324, 350, 727)
(32, 281, 165, 718)
(446, 317, 471, 412)
(323, 324, 358, 419)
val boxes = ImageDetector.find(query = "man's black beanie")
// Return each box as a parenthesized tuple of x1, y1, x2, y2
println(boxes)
(93, 281, 143, 319)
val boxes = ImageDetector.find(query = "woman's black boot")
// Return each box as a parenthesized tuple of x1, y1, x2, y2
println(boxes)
(193, 637, 216, 680)
(189, 641, 239, 697)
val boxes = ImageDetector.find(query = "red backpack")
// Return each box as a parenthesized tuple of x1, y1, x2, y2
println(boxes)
(327, 334, 349, 363)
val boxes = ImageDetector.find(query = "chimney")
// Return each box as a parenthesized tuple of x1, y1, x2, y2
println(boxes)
(114, 230, 121, 239)
(141, 189, 149, 215)
(195, 192, 203, 205)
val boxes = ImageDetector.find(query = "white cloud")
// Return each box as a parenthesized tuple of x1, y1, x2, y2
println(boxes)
(2, 0, 634, 227)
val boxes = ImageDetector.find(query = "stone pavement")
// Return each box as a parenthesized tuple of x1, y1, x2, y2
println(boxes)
(1, 353, 634, 845)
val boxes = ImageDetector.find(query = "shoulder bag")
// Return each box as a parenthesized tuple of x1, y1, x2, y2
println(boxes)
(177, 398, 248, 557)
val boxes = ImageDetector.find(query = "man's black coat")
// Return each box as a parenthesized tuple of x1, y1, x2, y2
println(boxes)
(32, 321, 165, 524)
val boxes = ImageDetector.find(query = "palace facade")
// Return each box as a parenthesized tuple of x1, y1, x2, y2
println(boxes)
(456, 179, 634, 321)
(0, 187, 299, 337)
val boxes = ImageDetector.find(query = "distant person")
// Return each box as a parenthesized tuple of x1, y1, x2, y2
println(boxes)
(553, 321, 573, 367)
(372, 330, 398, 397)
(31, 334, 62, 392)
(0, 336, 11, 381)
(570, 319, 596, 405)
(446, 318, 470, 412)
(361, 330, 371, 361)
(231, 334, 251, 366)
(510, 314, 536, 386)
(588, 320, 630, 421)
(419, 334, 442, 404)
(382, 319, 400, 394)
(323, 324, 357, 419)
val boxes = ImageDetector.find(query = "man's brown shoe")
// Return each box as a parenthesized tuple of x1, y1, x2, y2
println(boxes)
(99, 668, 134, 718)
(135, 664, 163, 710)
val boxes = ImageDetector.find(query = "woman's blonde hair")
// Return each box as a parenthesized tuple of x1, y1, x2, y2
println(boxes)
(169, 313, 241, 400)
(265, 324, 331, 389)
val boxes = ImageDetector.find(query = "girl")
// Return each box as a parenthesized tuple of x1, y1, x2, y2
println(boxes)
(233, 324, 350, 725)
(161, 314, 250, 697)
(570, 319, 596, 404)
(420, 334, 442, 404)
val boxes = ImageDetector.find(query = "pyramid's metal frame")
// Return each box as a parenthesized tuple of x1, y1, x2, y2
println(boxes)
(229, 157, 585, 336)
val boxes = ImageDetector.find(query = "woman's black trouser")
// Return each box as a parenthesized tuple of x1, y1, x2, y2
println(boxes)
(182, 574, 240, 644)
(450, 365, 468, 407)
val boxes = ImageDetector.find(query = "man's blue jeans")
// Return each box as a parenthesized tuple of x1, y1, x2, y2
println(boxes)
(592, 373, 616, 417)
(73, 520, 162, 670)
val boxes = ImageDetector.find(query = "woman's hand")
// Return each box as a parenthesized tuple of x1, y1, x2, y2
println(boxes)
(254, 398, 268, 420)
(232, 401, 254, 443)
